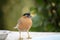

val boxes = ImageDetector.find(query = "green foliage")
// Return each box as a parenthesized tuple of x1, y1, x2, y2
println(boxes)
(0, 0, 22, 30)
(0, 0, 7, 29)
(30, 0, 60, 32)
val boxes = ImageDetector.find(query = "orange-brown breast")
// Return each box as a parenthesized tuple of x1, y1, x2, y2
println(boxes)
(18, 16, 32, 31)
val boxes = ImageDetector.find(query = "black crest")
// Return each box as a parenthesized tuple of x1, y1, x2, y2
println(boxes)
(23, 13, 30, 16)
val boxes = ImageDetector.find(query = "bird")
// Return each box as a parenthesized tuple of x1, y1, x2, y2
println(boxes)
(14, 13, 32, 40)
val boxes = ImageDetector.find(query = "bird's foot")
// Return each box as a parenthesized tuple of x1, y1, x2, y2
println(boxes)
(27, 36, 32, 39)
(19, 37, 23, 40)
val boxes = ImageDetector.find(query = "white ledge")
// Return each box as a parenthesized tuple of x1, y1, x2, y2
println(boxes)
(0, 30, 60, 40)
(6, 31, 60, 40)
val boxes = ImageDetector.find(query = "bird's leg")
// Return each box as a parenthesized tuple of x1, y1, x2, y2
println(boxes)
(27, 31, 32, 39)
(19, 32, 23, 40)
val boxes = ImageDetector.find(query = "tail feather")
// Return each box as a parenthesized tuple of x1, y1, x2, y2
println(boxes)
(14, 27, 17, 29)
(14, 24, 19, 29)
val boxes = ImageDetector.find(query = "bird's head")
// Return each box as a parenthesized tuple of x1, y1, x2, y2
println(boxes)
(23, 13, 32, 18)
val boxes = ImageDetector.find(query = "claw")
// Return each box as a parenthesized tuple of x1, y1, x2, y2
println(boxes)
(19, 37, 23, 40)
(27, 36, 32, 39)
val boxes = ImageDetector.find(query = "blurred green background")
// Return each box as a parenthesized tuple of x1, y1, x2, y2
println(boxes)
(0, 0, 60, 32)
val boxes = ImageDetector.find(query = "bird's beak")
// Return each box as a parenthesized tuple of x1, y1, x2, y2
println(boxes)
(28, 16, 32, 18)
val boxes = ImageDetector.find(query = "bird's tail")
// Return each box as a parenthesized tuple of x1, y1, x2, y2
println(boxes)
(14, 26, 17, 29)
(14, 24, 19, 29)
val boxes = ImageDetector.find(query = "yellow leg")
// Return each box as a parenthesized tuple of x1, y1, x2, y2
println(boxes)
(27, 31, 32, 39)
(19, 32, 23, 40)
